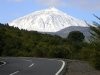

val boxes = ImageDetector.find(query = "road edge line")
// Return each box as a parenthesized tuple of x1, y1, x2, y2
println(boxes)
(29, 63, 34, 67)
(55, 60, 65, 75)
(9, 71, 19, 75)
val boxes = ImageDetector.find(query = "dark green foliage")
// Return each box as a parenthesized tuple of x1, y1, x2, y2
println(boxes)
(67, 31, 85, 59)
(89, 22, 100, 70)
(90, 26, 100, 40)
(0, 23, 85, 59)
(0, 20, 100, 70)
(82, 16, 100, 70)
(0, 23, 67, 58)
(68, 31, 85, 42)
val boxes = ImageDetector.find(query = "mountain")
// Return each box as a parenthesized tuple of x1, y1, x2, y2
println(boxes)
(9, 7, 90, 38)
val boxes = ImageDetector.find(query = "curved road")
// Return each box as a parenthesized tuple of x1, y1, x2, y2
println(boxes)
(0, 57, 65, 75)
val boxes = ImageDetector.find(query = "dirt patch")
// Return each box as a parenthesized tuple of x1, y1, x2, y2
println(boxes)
(66, 60, 100, 75)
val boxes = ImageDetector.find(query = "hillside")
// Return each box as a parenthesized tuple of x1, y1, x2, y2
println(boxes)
(9, 7, 90, 38)
(0, 23, 66, 57)
(0, 23, 100, 70)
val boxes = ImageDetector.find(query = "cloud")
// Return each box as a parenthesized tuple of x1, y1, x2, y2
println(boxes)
(36, 0, 100, 11)
(66, 0, 100, 11)
(35, 0, 65, 7)
(8, 0, 100, 11)
(8, 0, 23, 2)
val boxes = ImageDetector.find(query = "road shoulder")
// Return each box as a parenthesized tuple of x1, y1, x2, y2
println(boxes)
(66, 60, 100, 75)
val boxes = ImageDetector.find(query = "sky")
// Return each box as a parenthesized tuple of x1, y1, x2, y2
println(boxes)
(0, 0, 100, 23)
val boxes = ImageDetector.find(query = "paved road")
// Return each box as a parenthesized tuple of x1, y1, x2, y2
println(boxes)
(0, 57, 65, 75)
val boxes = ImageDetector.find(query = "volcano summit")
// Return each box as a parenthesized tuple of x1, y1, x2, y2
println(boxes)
(9, 7, 90, 38)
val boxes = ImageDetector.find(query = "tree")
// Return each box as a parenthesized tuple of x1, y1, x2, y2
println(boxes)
(90, 15, 100, 70)
(67, 31, 85, 59)
(68, 31, 85, 42)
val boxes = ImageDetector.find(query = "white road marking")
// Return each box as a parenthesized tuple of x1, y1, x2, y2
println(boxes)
(2, 58, 65, 75)
(55, 60, 65, 75)
(33, 58, 66, 75)
(9, 71, 19, 75)
(0, 61, 6, 66)
(29, 63, 34, 67)
(24, 59, 34, 68)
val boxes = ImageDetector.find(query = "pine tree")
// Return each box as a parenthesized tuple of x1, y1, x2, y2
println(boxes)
(90, 15, 100, 70)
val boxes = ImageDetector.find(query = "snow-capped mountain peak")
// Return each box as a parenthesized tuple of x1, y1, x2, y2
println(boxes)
(9, 7, 89, 32)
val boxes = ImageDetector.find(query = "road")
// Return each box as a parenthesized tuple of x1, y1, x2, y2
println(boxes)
(0, 57, 66, 75)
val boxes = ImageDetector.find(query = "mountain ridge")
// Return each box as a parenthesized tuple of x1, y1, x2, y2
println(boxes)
(9, 7, 89, 32)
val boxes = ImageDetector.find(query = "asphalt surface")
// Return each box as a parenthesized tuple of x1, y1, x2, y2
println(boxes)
(0, 57, 65, 75)
(0, 62, 3, 65)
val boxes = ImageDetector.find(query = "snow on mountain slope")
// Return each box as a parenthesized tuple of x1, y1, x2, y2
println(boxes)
(9, 7, 89, 32)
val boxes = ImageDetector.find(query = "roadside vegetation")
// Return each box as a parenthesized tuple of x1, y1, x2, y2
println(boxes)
(0, 16, 100, 70)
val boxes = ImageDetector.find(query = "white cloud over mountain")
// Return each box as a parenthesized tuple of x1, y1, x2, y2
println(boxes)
(8, 0, 23, 2)
(36, 0, 100, 11)
(66, 0, 100, 11)
(7, 0, 100, 11)
(36, 0, 65, 7)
